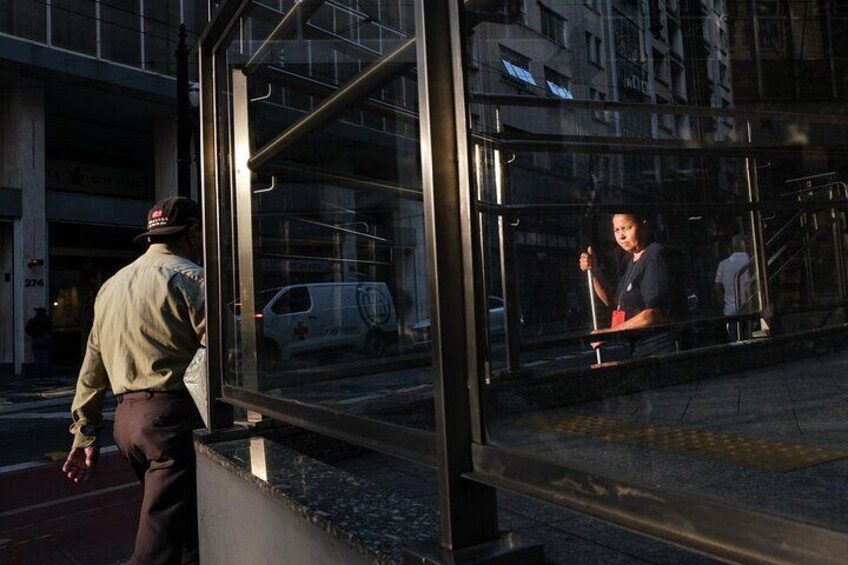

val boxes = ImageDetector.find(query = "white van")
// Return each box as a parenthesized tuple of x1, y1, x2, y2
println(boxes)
(257, 282, 397, 364)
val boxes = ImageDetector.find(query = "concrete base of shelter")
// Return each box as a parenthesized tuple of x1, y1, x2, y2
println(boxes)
(195, 431, 547, 565)
(195, 431, 440, 564)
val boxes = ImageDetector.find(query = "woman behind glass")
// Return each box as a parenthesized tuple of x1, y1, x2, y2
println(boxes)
(579, 213, 687, 358)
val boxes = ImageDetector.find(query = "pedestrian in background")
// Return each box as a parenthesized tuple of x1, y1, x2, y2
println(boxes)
(714, 234, 751, 341)
(63, 196, 205, 565)
(25, 307, 52, 379)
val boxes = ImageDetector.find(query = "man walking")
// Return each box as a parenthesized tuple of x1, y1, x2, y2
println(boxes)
(63, 197, 205, 565)
(25, 307, 52, 378)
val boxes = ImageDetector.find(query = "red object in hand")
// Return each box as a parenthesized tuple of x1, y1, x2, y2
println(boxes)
(611, 309, 626, 328)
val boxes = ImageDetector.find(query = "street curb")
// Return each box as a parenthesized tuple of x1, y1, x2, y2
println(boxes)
(0, 392, 113, 415)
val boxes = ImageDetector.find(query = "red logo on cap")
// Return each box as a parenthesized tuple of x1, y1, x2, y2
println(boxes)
(151, 210, 164, 218)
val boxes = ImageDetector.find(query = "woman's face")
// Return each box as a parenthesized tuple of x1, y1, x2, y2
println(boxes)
(612, 214, 646, 253)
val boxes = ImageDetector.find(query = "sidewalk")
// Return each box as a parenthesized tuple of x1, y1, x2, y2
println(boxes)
(0, 370, 80, 414)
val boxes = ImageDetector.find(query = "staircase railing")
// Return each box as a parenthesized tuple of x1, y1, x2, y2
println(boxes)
(733, 176, 848, 317)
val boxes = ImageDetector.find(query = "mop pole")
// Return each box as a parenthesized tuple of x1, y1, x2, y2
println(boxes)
(587, 268, 602, 364)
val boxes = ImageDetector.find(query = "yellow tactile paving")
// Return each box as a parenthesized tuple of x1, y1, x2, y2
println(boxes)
(515, 412, 848, 472)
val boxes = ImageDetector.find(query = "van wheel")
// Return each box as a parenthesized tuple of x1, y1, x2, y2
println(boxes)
(260, 339, 282, 372)
(364, 330, 386, 358)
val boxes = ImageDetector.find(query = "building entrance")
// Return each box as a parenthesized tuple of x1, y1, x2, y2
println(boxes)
(0, 221, 13, 373)
(49, 222, 141, 369)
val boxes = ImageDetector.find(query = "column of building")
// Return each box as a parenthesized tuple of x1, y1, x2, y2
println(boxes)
(0, 72, 47, 376)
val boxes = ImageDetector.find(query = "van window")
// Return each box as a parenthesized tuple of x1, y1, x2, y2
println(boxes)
(271, 287, 312, 315)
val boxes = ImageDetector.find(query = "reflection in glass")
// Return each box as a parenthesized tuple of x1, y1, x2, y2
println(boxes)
(465, 0, 848, 533)
(249, 437, 269, 481)
(218, 0, 433, 430)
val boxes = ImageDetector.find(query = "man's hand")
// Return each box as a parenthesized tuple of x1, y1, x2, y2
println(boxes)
(62, 446, 100, 484)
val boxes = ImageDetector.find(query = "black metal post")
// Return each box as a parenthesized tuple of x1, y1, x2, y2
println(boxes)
(746, 153, 771, 333)
(408, 0, 498, 551)
(198, 26, 234, 430)
(494, 110, 525, 376)
(404, 0, 542, 561)
(176, 23, 191, 199)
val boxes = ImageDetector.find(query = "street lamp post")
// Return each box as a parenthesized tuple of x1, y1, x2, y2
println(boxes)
(176, 23, 191, 199)
(189, 81, 201, 200)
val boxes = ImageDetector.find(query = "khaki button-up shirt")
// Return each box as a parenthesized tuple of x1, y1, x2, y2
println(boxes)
(69, 244, 205, 448)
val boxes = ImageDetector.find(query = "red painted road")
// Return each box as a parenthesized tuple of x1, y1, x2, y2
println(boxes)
(0, 452, 140, 565)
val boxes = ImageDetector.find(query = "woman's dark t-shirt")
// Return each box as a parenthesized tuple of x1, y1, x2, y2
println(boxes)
(613, 242, 685, 357)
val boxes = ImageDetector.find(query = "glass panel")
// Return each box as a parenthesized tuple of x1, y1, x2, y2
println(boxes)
(0, 0, 47, 42)
(465, 0, 848, 532)
(143, 0, 181, 75)
(52, 0, 96, 55)
(217, 1, 433, 432)
(101, 0, 141, 66)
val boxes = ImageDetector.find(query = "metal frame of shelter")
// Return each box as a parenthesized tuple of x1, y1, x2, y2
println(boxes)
(198, 0, 848, 562)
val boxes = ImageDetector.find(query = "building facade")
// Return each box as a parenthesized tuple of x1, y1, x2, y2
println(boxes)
(0, 0, 210, 376)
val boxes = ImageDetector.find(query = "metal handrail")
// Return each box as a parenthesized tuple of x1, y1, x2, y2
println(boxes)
(468, 92, 848, 125)
(735, 215, 839, 312)
(243, 0, 328, 76)
(248, 37, 416, 171)
(781, 180, 848, 199)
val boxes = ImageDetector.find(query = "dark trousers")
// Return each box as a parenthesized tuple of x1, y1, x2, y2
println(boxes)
(726, 320, 752, 342)
(31, 336, 51, 378)
(113, 391, 203, 565)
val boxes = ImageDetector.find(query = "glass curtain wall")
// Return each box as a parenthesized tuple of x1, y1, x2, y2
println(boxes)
(0, 1, 205, 76)
(464, 0, 848, 544)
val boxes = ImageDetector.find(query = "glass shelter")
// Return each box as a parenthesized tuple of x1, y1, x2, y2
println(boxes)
(199, 0, 848, 561)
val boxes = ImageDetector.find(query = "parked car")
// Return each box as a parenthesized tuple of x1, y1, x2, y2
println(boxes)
(408, 296, 511, 346)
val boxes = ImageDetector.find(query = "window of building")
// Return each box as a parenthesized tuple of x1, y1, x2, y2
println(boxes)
(500, 46, 537, 88)
(0, 0, 46, 41)
(653, 49, 669, 84)
(671, 59, 687, 100)
(51, 0, 96, 55)
(517, 0, 529, 25)
(545, 68, 573, 99)
(589, 87, 608, 121)
(100, 0, 141, 66)
(143, 0, 181, 75)
(585, 32, 603, 66)
(539, 4, 567, 47)
(655, 96, 675, 132)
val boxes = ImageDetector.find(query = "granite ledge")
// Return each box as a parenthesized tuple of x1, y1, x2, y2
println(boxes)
(195, 437, 439, 564)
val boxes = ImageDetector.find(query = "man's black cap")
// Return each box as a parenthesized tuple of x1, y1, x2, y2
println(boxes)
(134, 197, 201, 242)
